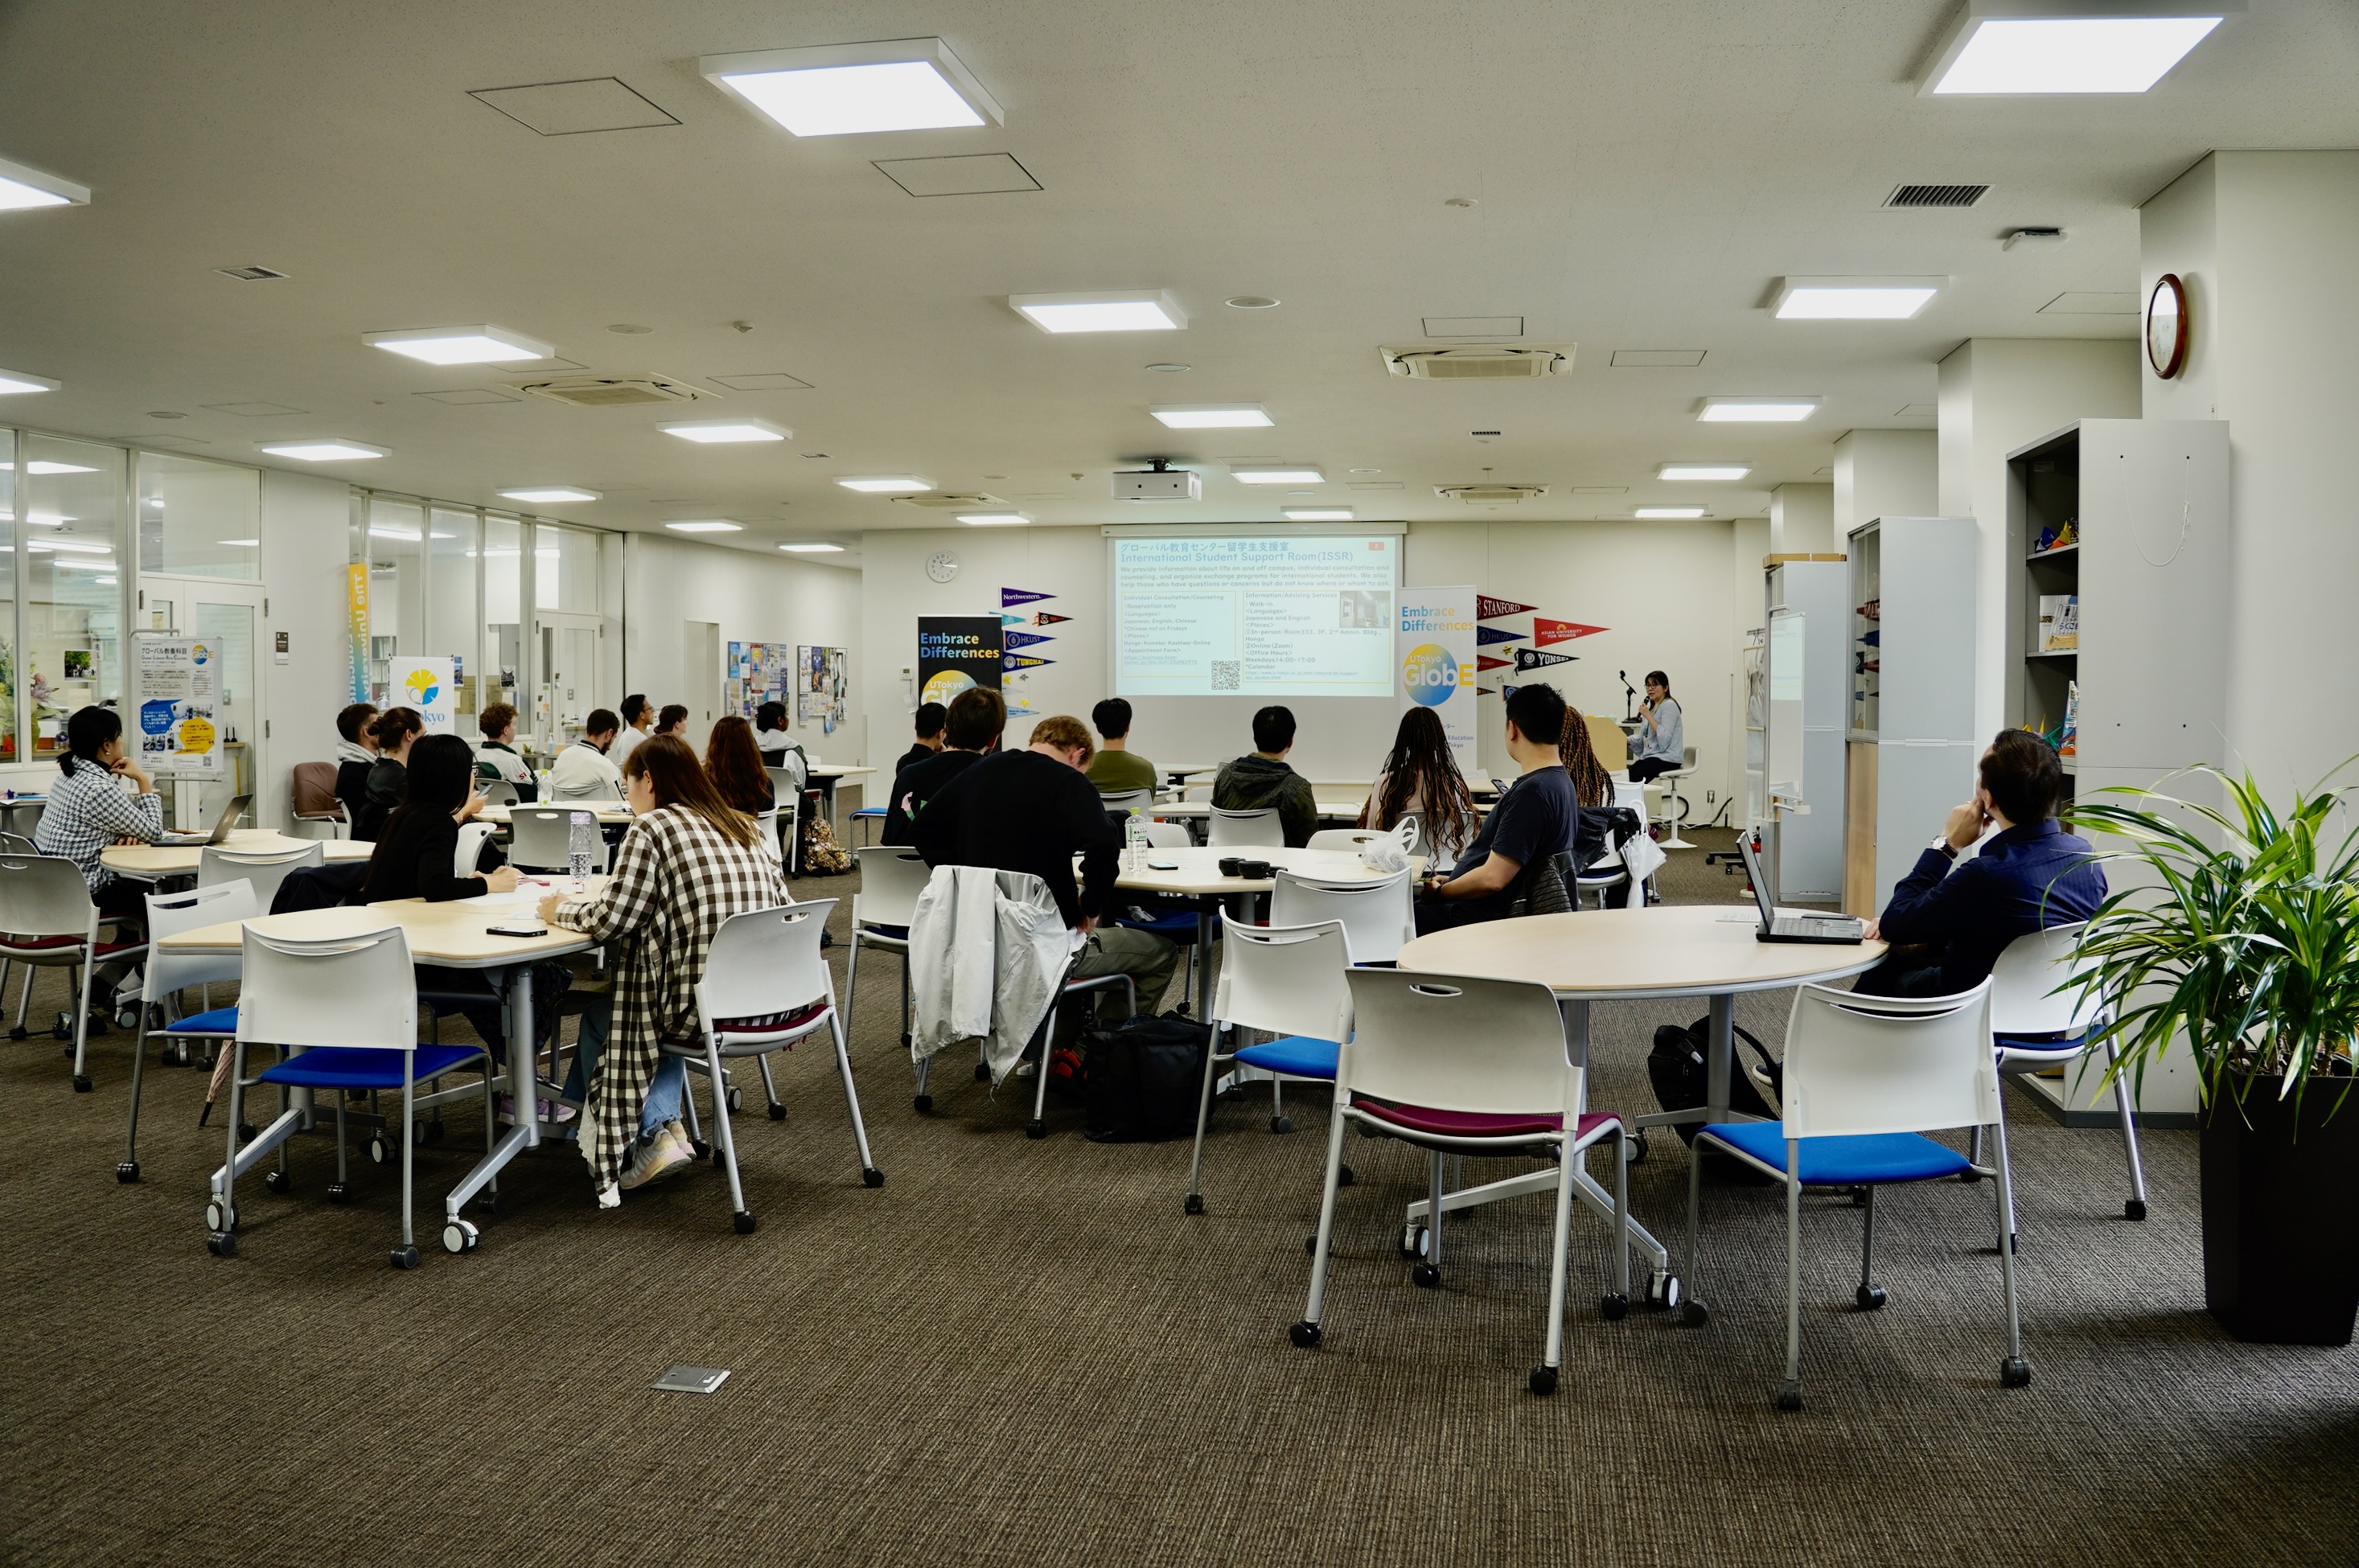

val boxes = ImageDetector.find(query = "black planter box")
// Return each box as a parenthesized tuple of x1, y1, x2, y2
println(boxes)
(2202, 1074, 2359, 1345)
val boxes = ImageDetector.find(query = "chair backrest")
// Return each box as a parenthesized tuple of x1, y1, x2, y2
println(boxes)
(1339, 968, 1579, 1118)
(1208, 807, 1283, 848)
(1142, 820, 1190, 850)
(1612, 778, 1646, 814)
(753, 807, 784, 864)
(1987, 922, 2102, 1036)
(1213, 914, 1353, 1044)
(1098, 788, 1155, 817)
(1306, 828, 1381, 852)
(1270, 867, 1415, 964)
(0, 831, 34, 856)
(1680, 745, 1698, 771)
(0, 853, 96, 937)
(852, 845, 931, 927)
(453, 822, 495, 879)
(199, 840, 325, 909)
(766, 763, 807, 801)
(237, 921, 418, 1050)
(483, 777, 520, 806)
(509, 805, 592, 871)
(697, 899, 832, 1024)
(1394, 810, 1428, 858)
(290, 761, 343, 819)
(1782, 980, 1999, 1140)
(145, 879, 259, 998)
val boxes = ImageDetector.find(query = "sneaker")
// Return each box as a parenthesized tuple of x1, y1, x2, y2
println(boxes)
(499, 1096, 579, 1127)
(619, 1124, 696, 1191)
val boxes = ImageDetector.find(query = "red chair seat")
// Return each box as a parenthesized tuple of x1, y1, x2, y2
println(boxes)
(1358, 1098, 1621, 1143)
(0, 934, 142, 956)
(658, 1001, 832, 1053)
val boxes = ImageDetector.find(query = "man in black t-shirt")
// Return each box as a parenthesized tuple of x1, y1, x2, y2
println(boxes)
(894, 702, 948, 779)
(1416, 683, 1580, 934)
(882, 689, 1002, 846)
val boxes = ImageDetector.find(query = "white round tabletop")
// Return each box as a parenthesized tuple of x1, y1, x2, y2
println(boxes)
(1395, 903, 1886, 1000)
(1113, 844, 1416, 897)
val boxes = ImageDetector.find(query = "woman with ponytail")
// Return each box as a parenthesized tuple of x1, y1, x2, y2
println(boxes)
(32, 707, 166, 987)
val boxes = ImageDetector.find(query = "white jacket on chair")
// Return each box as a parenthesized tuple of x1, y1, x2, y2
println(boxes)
(908, 864, 1071, 1082)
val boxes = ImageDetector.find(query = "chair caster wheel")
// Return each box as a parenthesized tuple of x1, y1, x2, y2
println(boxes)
(913, 1094, 933, 1114)
(1288, 1320, 1321, 1349)
(391, 1245, 421, 1270)
(1338, 1163, 1355, 1186)
(72, 1074, 92, 1094)
(1856, 1283, 1888, 1311)
(116, 1006, 140, 1031)
(425, 1119, 445, 1143)
(1849, 1185, 1869, 1208)
(1647, 1270, 1682, 1309)
(6, 1025, 23, 1041)
(368, 1135, 390, 1165)
(1025, 1120, 1046, 1139)
(1411, 1263, 1440, 1289)
(1184, 1192, 1204, 1215)
(204, 1199, 235, 1233)
(1600, 1292, 1630, 1321)
(766, 1103, 787, 1122)
(264, 1169, 290, 1195)
(1627, 1130, 1648, 1164)
(238, 1123, 260, 1146)
(327, 1183, 351, 1205)
(974, 1061, 991, 1082)
(1775, 1381, 1803, 1412)
(1269, 1114, 1293, 1135)
(861, 1168, 884, 1188)
(1400, 1225, 1429, 1259)
(2001, 1357, 2032, 1389)
(442, 1220, 479, 1254)
(1528, 1365, 1559, 1397)
(1959, 1168, 1983, 1184)
(689, 1140, 711, 1160)
(206, 1229, 235, 1257)
(116, 1160, 139, 1183)
(2125, 1198, 2147, 1221)
(733, 1211, 758, 1235)
(1678, 1299, 1711, 1328)
(1304, 1233, 1321, 1254)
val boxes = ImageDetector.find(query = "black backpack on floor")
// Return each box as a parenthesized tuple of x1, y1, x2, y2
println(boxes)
(1083, 1015, 1213, 1143)
(1648, 1015, 1778, 1184)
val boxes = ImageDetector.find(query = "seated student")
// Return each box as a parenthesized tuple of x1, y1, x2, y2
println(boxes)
(656, 703, 690, 739)
(1084, 697, 1158, 796)
(1558, 704, 1617, 810)
(1856, 729, 2106, 997)
(1415, 683, 1580, 934)
(355, 706, 422, 841)
(332, 701, 379, 823)
(704, 714, 776, 816)
(911, 713, 1177, 1027)
(549, 708, 625, 799)
(1626, 670, 1684, 784)
(474, 702, 536, 802)
(1212, 704, 1317, 848)
(1361, 706, 1476, 864)
(34, 704, 165, 920)
(609, 694, 653, 770)
(538, 735, 790, 1205)
(882, 687, 1001, 845)
(895, 702, 947, 779)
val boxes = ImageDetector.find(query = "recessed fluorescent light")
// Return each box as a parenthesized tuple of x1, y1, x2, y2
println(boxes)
(779, 542, 845, 553)
(659, 420, 788, 444)
(1658, 463, 1753, 481)
(1636, 507, 1709, 519)
(498, 486, 600, 504)
(0, 154, 89, 210)
(701, 38, 1003, 137)
(368, 527, 421, 541)
(94, 577, 116, 586)
(1009, 290, 1187, 334)
(0, 368, 60, 395)
(1150, 404, 1272, 429)
(55, 558, 117, 571)
(1697, 397, 1819, 424)
(1281, 507, 1355, 522)
(364, 325, 553, 364)
(1772, 277, 1945, 320)
(1230, 465, 1325, 485)
(664, 519, 743, 533)
(957, 512, 1031, 527)
(836, 476, 933, 494)
(37, 538, 115, 553)
(257, 439, 388, 461)
(1924, 2, 2232, 96)
(25, 460, 95, 474)
(216, 539, 259, 548)
(23, 512, 69, 526)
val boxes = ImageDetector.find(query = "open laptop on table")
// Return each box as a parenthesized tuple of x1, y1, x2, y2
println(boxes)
(1736, 836, 1866, 945)
(158, 793, 253, 848)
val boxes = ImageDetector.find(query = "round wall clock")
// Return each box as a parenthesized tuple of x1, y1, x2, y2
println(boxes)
(2147, 273, 2188, 379)
(925, 550, 960, 584)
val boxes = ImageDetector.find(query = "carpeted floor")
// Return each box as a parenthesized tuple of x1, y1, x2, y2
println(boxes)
(5, 825, 2356, 1566)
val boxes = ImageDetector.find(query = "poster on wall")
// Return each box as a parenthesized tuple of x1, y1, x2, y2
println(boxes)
(1395, 585, 1478, 776)
(133, 633, 223, 778)
(729, 642, 795, 721)
(918, 617, 1003, 707)
(392, 656, 460, 738)
(797, 645, 848, 730)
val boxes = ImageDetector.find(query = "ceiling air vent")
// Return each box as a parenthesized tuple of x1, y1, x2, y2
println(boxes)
(1884, 183, 1987, 208)
(1381, 344, 1574, 380)
(894, 493, 1005, 510)
(215, 265, 288, 281)
(515, 372, 705, 408)
(1436, 483, 1548, 505)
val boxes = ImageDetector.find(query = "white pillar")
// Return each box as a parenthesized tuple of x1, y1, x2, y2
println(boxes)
(1832, 429, 1935, 536)
(2143, 150, 2359, 793)
(1767, 482, 1833, 555)
(1936, 339, 2139, 743)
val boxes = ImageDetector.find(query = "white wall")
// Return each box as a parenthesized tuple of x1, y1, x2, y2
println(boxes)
(1834, 429, 1937, 535)
(257, 469, 355, 828)
(1769, 483, 1834, 554)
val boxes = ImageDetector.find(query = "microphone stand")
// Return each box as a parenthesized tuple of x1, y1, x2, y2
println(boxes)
(1618, 670, 1639, 724)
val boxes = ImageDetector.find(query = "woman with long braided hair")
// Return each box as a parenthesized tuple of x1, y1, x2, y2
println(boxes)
(1360, 705, 1477, 865)
(1559, 705, 1617, 808)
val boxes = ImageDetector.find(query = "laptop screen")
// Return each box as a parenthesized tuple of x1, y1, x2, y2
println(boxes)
(1737, 836, 1777, 929)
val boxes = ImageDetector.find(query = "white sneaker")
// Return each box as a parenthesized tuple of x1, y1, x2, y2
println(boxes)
(619, 1124, 697, 1191)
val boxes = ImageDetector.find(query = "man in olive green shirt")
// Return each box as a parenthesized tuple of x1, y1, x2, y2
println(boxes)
(1085, 697, 1159, 794)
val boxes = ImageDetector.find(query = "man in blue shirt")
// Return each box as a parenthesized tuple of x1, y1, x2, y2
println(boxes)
(1856, 729, 2105, 997)
(1416, 683, 1580, 934)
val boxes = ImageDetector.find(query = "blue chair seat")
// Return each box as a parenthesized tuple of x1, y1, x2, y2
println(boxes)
(1232, 1035, 1338, 1081)
(160, 1005, 238, 1036)
(257, 1045, 487, 1090)
(850, 806, 886, 818)
(1700, 1120, 1971, 1184)
(1995, 1030, 2085, 1057)
(857, 922, 910, 942)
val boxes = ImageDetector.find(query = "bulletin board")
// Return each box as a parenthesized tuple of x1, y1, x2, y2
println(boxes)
(798, 644, 848, 729)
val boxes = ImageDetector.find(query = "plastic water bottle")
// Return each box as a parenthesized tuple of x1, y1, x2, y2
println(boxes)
(1125, 807, 1147, 872)
(567, 811, 595, 888)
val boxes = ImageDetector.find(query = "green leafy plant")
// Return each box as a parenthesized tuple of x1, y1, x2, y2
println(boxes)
(2071, 765, 2359, 1123)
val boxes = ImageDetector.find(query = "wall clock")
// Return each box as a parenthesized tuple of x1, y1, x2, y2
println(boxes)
(925, 550, 960, 584)
(2147, 273, 2188, 379)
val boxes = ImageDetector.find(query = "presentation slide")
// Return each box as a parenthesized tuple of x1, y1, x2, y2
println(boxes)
(1113, 535, 1399, 697)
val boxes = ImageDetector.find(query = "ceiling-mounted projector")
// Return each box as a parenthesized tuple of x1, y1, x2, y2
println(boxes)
(1112, 460, 1202, 502)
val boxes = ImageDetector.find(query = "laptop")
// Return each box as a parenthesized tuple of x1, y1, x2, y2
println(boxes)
(1736, 836, 1867, 945)
(160, 793, 253, 848)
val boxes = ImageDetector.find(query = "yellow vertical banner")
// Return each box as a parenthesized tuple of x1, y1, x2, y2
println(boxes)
(346, 562, 371, 702)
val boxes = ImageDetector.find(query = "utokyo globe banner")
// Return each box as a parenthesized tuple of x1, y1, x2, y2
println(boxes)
(1396, 586, 1477, 775)
(395, 656, 461, 737)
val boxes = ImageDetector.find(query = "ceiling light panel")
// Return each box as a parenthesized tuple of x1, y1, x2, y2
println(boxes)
(779, 542, 845, 553)
(0, 154, 89, 209)
(498, 486, 600, 503)
(702, 39, 1003, 137)
(958, 513, 1030, 527)
(1924, 2, 2234, 96)
(837, 476, 933, 494)
(364, 325, 553, 364)
(0, 368, 60, 394)
(1658, 464, 1753, 481)
(1636, 507, 1709, 519)
(1697, 398, 1819, 424)
(1772, 277, 1944, 319)
(25, 460, 93, 474)
(660, 420, 788, 443)
(257, 439, 388, 461)
(1230, 465, 1324, 485)
(1150, 404, 1271, 429)
(664, 519, 742, 532)
(1009, 291, 1186, 334)
(1281, 507, 1355, 521)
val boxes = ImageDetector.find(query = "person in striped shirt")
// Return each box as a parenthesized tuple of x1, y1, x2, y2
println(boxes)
(32, 705, 167, 1011)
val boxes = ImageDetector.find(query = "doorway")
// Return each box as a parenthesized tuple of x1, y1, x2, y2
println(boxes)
(684, 620, 719, 750)
(534, 610, 605, 749)
(138, 577, 265, 830)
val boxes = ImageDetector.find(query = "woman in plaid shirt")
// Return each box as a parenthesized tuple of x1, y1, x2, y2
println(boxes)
(35, 705, 166, 900)
(539, 734, 790, 1205)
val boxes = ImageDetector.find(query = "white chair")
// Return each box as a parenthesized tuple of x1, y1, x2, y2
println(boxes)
(209, 921, 496, 1269)
(1649, 746, 1700, 850)
(508, 805, 593, 872)
(200, 841, 324, 913)
(845, 846, 929, 1057)
(1208, 807, 1284, 848)
(1306, 828, 1382, 852)
(753, 807, 784, 865)
(117, 879, 259, 1182)
(1291, 967, 1633, 1397)
(1270, 867, 1414, 966)
(482, 778, 520, 806)
(0, 852, 146, 1092)
(1142, 821, 1190, 850)
(1394, 811, 1429, 859)
(1984, 922, 2147, 1222)
(1186, 916, 1354, 1215)
(452, 823, 495, 880)
(1683, 979, 2027, 1410)
(662, 899, 881, 1233)
(1098, 788, 1156, 818)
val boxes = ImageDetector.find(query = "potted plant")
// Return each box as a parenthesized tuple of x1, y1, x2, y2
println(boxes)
(2073, 766, 2359, 1345)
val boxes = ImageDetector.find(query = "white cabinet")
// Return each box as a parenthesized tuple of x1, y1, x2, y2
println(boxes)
(1764, 560, 1848, 902)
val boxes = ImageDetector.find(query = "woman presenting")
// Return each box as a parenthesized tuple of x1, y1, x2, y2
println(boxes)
(1625, 670, 1684, 783)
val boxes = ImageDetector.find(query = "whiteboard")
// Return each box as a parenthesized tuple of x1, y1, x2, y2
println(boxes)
(1767, 608, 1805, 807)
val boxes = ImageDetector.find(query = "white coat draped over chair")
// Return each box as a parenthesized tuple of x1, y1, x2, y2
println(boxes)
(907, 864, 1070, 1083)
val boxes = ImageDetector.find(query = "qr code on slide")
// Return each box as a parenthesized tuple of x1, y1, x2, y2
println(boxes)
(1210, 660, 1241, 692)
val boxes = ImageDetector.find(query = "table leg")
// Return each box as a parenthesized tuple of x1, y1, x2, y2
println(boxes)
(1193, 898, 1216, 1022)
(1706, 991, 1735, 1123)
(444, 964, 543, 1225)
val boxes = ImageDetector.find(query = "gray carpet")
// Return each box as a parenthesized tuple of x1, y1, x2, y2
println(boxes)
(4, 825, 2355, 1566)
